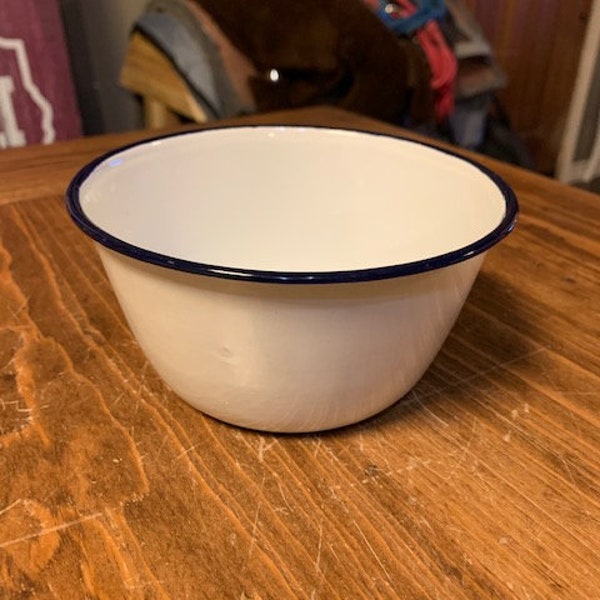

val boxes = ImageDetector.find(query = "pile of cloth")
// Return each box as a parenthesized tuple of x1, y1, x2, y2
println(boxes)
(362, 0, 508, 149)
(130, 0, 506, 150)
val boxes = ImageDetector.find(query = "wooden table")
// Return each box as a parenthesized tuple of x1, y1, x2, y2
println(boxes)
(1, 107, 599, 599)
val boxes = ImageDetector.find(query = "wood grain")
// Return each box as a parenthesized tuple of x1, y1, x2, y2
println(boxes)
(464, 0, 592, 173)
(120, 31, 209, 126)
(1, 107, 599, 598)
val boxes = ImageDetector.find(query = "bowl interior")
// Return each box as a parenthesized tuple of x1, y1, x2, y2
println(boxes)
(73, 126, 514, 278)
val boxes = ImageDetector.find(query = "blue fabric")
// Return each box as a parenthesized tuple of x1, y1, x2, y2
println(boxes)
(374, 0, 447, 36)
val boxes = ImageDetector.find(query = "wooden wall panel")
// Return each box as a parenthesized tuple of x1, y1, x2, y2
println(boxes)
(464, 0, 592, 173)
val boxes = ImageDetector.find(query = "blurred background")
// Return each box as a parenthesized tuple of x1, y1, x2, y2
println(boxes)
(60, 0, 148, 134)
(1, 0, 599, 190)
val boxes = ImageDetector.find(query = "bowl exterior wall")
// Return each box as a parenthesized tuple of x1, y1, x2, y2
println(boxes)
(98, 247, 485, 432)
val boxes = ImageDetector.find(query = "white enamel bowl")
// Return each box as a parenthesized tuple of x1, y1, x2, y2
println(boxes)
(67, 126, 517, 432)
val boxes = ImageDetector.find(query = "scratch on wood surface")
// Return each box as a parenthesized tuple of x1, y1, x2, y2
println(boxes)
(0, 511, 102, 549)
(246, 501, 262, 563)
(409, 391, 450, 427)
(257, 436, 277, 462)
(315, 519, 324, 574)
(5, 297, 30, 324)
(175, 442, 202, 460)
(245, 475, 266, 566)
(0, 398, 33, 415)
(352, 520, 392, 586)
(276, 479, 293, 514)
(125, 579, 165, 591)
(406, 456, 431, 472)
(357, 431, 365, 453)
(0, 499, 23, 518)
(459, 345, 549, 383)
(240, 592, 263, 600)
(312, 437, 322, 457)
(417, 346, 550, 403)
(326, 537, 341, 567)
(155, 433, 173, 460)
(442, 417, 478, 481)
(560, 456, 578, 488)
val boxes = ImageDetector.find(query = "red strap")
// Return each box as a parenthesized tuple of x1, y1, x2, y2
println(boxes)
(381, 0, 457, 122)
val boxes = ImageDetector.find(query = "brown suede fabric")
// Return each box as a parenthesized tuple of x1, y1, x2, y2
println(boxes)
(193, 0, 434, 124)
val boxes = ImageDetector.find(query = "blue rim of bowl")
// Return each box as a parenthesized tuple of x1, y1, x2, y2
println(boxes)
(66, 124, 519, 285)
